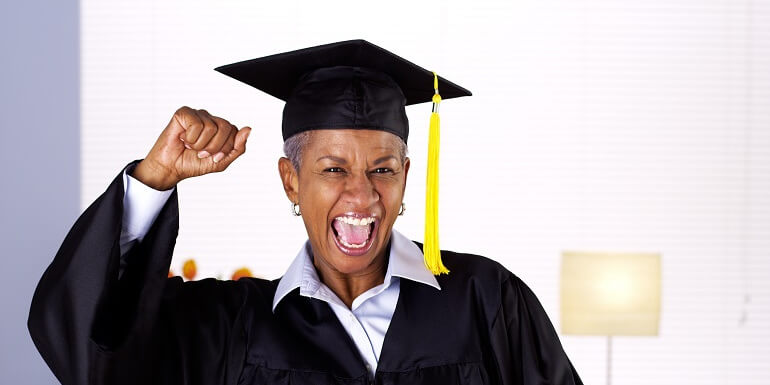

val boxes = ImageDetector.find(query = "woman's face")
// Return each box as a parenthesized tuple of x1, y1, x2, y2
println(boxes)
(279, 129, 409, 277)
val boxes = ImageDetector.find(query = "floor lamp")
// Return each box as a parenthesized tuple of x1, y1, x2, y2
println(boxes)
(560, 251, 661, 385)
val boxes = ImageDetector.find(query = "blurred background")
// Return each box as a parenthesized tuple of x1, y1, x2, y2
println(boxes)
(2, 0, 768, 383)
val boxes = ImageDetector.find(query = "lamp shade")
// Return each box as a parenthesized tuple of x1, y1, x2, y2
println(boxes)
(560, 251, 661, 336)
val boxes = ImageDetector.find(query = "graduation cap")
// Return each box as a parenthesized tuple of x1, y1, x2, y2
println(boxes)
(215, 39, 472, 275)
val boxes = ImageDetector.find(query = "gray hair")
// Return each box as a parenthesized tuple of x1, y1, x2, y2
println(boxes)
(283, 130, 408, 170)
(283, 131, 311, 170)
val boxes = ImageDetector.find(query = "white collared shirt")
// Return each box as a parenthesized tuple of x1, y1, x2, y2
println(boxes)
(271, 230, 440, 376)
(119, 169, 441, 377)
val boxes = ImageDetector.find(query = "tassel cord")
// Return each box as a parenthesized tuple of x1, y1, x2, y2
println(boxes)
(424, 73, 449, 275)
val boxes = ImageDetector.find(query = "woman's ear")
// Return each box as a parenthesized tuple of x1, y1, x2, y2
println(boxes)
(278, 157, 299, 203)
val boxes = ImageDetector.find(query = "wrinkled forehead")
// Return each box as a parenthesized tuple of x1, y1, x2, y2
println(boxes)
(304, 129, 403, 155)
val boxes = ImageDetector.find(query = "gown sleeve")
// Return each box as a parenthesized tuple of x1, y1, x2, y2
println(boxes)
(489, 274, 583, 385)
(27, 162, 249, 385)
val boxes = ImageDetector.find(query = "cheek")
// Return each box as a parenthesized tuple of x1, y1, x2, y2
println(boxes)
(298, 179, 342, 228)
(373, 179, 405, 207)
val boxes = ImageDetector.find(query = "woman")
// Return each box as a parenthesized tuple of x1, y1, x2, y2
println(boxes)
(28, 40, 582, 385)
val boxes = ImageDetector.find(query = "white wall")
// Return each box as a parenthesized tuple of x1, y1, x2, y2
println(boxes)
(81, 0, 770, 383)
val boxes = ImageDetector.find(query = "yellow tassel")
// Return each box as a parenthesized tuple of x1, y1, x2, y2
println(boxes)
(424, 73, 449, 275)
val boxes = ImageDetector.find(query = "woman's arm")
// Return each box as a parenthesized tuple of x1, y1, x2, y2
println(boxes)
(28, 162, 175, 384)
(28, 107, 251, 385)
(28, 163, 249, 385)
(119, 164, 174, 258)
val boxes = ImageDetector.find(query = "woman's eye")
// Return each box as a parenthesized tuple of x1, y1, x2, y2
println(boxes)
(324, 167, 344, 173)
(373, 168, 393, 174)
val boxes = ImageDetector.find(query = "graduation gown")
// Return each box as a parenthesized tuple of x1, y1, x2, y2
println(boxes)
(28, 163, 583, 385)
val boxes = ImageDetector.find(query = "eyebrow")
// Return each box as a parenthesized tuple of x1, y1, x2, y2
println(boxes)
(316, 155, 347, 164)
(372, 155, 398, 165)
(315, 154, 398, 165)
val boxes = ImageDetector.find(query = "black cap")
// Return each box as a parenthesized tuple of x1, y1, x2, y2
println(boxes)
(214, 39, 472, 142)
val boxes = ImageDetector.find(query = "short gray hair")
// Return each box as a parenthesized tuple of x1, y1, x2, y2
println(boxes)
(283, 130, 408, 170)
(283, 131, 311, 170)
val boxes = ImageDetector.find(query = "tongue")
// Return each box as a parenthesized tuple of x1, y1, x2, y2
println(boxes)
(333, 220, 370, 245)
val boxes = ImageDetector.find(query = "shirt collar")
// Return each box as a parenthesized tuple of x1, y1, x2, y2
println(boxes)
(272, 229, 441, 312)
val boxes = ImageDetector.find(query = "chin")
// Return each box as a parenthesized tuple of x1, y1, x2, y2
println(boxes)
(328, 258, 378, 275)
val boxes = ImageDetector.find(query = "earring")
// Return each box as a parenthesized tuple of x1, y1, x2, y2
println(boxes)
(398, 202, 406, 216)
(292, 202, 301, 216)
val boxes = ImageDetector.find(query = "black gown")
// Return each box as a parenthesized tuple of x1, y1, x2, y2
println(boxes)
(28, 162, 583, 385)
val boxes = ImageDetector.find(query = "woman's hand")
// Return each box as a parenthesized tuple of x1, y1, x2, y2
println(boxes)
(132, 106, 251, 190)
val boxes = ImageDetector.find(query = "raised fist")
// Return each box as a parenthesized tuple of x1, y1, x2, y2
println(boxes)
(132, 107, 251, 190)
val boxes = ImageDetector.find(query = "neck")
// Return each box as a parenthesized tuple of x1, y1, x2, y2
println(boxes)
(313, 250, 389, 309)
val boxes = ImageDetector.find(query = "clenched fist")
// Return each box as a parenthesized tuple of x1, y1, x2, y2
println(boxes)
(132, 107, 251, 190)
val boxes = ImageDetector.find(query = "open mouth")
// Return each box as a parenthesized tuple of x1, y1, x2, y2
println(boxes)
(331, 214, 378, 256)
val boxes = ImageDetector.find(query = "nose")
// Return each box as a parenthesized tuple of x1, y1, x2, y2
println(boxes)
(342, 171, 379, 208)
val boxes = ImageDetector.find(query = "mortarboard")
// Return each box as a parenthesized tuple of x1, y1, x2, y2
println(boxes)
(215, 39, 471, 275)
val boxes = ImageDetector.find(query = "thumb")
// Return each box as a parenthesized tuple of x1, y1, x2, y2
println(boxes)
(219, 126, 251, 168)
(233, 126, 251, 154)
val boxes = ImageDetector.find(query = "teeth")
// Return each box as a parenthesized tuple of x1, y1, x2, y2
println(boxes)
(334, 216, 375, 226)
(339, 237, 367, 248)
(333, 215, 375, 249)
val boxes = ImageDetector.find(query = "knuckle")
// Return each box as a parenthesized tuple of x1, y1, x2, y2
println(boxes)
(176, 110, 202, 132)
(211, 118, 231, 133)
(186, 119, 203, 132)
(201, 122, 217, 136)
(175, 106, 192, 115)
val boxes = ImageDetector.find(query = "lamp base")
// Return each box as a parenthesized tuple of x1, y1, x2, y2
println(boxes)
(607, 335, 612, 385)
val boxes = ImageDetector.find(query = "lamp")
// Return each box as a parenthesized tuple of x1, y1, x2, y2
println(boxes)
(560, 251, 661, 385)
